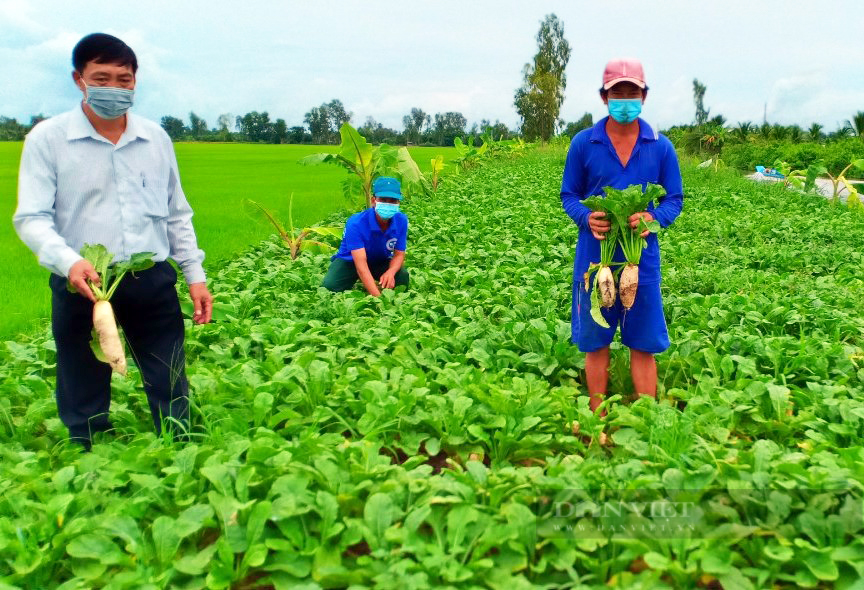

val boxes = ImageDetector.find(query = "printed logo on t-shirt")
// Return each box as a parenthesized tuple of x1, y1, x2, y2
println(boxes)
(386, 238, 397, 252)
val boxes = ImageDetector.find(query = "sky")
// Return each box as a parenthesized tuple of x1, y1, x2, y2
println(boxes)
(1, 0, 862, 134)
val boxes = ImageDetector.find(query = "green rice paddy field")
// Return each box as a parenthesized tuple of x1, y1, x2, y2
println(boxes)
(0, 142, 455, 339)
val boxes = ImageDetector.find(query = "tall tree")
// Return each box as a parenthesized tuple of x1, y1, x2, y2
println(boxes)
(563, 112, 593, 137)
(160, 115, 186, 141)
(237, 111, 273, 142)
(304, 106, 331, 144)
(287, 126, 309, 144)
(433, 112, 467, 146)
(326, 100, 352, 137)
(0, 116, 29, 140)
(188, 112, 207, 139)
(514, 14, 570, 142)
(480, 119, 512, 140)
(272, 118, 288, 144)
(845, 111, 864, 139)
(693, 79, 709, 125)
(402, 107, 430, 144)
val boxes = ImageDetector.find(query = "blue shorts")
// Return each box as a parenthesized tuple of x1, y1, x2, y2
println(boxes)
(572, 278, 670, 354)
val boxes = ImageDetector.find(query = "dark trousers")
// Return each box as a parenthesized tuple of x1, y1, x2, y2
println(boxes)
(50, 261, 189, 446)
(321, 258, 409, 292)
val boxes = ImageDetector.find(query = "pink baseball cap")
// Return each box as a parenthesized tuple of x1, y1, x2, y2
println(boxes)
(602, 58, 646, 90)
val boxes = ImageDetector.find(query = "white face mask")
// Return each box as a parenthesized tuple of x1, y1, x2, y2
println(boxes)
(83, 83, 135, 119)
(375, 202, 400, 219)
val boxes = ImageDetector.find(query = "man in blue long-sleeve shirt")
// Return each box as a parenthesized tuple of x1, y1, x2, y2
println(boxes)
(560, 58, 683, 415)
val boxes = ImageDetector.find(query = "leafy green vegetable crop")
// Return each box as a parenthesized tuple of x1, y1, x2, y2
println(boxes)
(1, 150, 864, 589)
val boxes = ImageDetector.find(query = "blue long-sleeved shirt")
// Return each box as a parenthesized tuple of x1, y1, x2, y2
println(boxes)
(13, 105, 206, 284)
(560, 116, 683, 286)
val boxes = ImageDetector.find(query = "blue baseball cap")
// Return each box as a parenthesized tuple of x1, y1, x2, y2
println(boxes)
(372, 176, 402, 200)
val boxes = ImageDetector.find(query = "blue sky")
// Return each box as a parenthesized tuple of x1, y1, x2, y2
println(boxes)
(1, 0, 861, 133)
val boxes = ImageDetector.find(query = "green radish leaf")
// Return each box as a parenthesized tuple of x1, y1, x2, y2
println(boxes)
(589, 275, 610, 329)
(804, 550, 839, 581)
(717, 568, 755, 590)
(241, 543, 269, 569)
(641, 220, 661, 233)
(253, 392, 274, 426)
(246, 500, 272, 546)
(124, 251, 156, 272)
(67, 533, 124, 563)
(582, 195, 610, 212)
(89, 329, 107, 363)
(764, 542, 795, 561)
(174, 504, 214, 539)
(174, 543, 219, 575)
(152, 515, 181, 564)
(180, 300, 230, 321)
(364, 493, 395, 547)
(643, 551, 670, 570)
(643, 182, 666, 202)
(702, 549, 733, 574)
(80, 243, 112, 272)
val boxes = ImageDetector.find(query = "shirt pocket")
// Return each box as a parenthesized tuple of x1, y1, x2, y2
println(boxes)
(134, 179, 170, 220)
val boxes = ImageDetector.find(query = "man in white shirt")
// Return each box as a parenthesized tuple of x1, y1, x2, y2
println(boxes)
(13, 33, 213, 450)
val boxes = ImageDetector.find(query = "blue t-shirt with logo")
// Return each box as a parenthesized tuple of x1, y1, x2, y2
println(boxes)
(332, 207, 408, 262)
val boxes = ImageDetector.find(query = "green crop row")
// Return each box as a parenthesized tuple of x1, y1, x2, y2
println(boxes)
(1, 150, 863, 589)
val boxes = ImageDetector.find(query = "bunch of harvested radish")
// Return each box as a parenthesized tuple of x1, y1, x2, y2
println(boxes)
(67, 244, 155, 375)
(582, 183, 664, 326)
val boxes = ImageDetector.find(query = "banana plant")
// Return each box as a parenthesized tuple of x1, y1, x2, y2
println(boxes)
(430, 155, 445, 191)
(779, 158, 864, 206)
(300, 122, 429, 208)
(451, 135, 489, 171)
(245, 194, 342, 259)
(826, 158, 864, 206)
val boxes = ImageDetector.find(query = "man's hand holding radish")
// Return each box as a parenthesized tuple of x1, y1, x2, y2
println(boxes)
(588, 211, 612, 240)
(68, 259, 100, 303)
(628, 211, 655, 238)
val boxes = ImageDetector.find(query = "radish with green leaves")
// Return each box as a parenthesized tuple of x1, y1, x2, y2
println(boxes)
(602, 183, 664, 310)
(67, 244, 155, 376)
(581, 196, 621, 328)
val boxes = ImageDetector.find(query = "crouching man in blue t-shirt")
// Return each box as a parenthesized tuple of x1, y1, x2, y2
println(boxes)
(322, 176, 409, 296)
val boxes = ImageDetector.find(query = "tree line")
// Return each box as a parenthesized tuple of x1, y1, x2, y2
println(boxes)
(158, 102, 521, 147)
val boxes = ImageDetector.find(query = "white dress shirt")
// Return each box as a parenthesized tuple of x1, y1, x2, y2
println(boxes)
(13, 104, 206, 284)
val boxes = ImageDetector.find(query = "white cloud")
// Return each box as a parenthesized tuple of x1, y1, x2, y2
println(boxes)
(1, 0, 862, 135)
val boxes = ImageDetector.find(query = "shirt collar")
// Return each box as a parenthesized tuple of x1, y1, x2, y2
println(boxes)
(67, 103, 151, 143)
(365, 206, 398, 232)
(365, 207, 382, 232)
(589, 116, 658, 143)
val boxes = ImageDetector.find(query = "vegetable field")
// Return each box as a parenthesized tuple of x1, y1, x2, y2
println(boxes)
(0, 142, 457, 340)
(2, 147, 864, 589)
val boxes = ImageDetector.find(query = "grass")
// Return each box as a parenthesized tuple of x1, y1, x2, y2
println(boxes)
(2, 141, 456, 340)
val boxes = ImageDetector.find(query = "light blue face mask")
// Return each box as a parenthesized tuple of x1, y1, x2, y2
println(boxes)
(608, 98, 642, 124)
(84, 84, 135, 120)
(375, 202, 400, 219)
